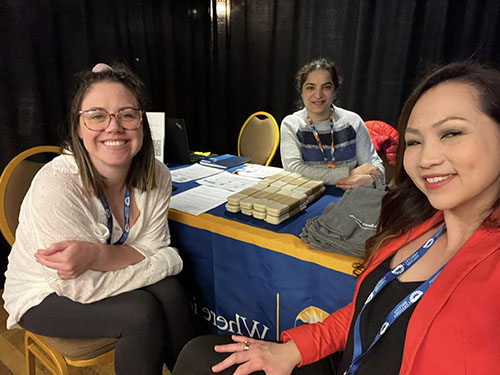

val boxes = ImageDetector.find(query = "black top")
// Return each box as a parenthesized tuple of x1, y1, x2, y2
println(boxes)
(336, 256, 422, 374)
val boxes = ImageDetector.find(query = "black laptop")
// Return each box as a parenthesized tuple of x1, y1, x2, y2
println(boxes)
(164, 118, 205, 164)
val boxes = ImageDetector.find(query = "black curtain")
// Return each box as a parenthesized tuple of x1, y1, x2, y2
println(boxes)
(1, 0, 499, 287)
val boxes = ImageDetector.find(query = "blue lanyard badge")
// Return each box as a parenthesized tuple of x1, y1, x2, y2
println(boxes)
(100, 186, 131, 245)
(346, 224, 446, 375)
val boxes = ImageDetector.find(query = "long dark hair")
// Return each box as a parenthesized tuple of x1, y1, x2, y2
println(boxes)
(62, 63, 157, 196)
(355, 60, 500, 275)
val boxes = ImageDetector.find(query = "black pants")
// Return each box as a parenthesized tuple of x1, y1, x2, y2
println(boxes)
(172, 335, 340, 375)
(20, 277, 197, 375)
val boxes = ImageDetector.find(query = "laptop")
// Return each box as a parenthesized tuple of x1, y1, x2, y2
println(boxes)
(164, 118, 205, 164)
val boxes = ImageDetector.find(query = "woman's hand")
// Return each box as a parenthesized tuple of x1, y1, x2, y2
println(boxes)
(336, 174, 375, 190)
(336, 163, 382, 190)
(35, 241, 146, 279)
(35, 241, 98, 279)
(349, 163, 382, 177)
(212, 335, 301, 375)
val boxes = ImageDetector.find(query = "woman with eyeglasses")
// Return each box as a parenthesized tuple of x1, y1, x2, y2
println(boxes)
(3, 63, 196, 374)
(280, 58, 385, 189)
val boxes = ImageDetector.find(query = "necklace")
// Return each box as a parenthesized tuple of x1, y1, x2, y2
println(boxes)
(307, 109, 335, 167)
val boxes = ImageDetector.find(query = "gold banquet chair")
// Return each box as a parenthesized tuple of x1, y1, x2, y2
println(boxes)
(0, 145, 116, 375)
(237, 111, 280, 166)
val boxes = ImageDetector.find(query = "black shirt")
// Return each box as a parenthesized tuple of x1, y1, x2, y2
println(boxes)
(337, 256, 422, 374)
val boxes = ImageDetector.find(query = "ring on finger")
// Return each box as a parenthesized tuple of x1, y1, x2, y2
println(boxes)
(244, 340, 250, 351)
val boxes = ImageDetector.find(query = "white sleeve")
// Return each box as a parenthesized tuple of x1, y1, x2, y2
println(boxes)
(128, 163, 177, 258)
(280, 116, 350, 184)
(22, 163, 182, 304)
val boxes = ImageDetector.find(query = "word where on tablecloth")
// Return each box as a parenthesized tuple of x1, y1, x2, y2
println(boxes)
(191, 298, 270, 339)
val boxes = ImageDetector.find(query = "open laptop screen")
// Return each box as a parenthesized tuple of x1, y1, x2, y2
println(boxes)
(164, 118, 197, 164)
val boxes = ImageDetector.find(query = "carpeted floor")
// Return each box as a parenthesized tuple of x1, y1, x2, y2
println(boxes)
(0, 303, 32, 375)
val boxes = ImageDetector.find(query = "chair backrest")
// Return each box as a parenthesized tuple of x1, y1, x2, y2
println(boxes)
(0, 146, 60, 246)
(237, 111, 280, 166)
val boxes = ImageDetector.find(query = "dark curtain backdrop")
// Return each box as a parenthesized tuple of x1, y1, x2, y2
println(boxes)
(1, 0, 499, 286)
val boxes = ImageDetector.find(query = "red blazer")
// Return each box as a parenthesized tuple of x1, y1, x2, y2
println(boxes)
(283, 212, 500, 374)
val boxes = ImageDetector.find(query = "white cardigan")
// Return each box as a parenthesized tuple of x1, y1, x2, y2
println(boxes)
(3, 154, 182, 329)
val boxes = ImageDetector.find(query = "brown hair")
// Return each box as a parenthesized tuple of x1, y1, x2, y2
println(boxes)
(295, 58, 342, 93)
(62, 63, 157, 196)
(354, 60, 500, 276)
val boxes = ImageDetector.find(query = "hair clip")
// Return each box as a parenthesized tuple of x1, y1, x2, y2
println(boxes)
(92, 63, 113, 73)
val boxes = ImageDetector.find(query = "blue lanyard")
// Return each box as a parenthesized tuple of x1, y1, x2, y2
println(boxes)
(100, 186, 131, 245)
(346, 224, 446, 375)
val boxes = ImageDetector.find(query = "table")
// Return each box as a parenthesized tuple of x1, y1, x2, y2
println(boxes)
(168, 176, 359, 342)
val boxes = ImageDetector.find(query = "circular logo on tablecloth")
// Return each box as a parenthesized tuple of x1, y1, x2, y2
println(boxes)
(294, 306, 329, 327)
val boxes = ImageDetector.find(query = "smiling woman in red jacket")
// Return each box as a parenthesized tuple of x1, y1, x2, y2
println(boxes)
(172, 61, 500, 375)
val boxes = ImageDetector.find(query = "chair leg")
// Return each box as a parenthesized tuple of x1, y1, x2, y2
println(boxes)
(25, 334, 36, 375)
(24, 331, 70, 375)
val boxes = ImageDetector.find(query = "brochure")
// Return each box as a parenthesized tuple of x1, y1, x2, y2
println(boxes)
(199, 154, 251, 169)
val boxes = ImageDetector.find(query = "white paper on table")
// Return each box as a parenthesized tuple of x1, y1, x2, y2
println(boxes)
(233, 164, 283, 179)
(196, 171, 260, 192)
(169, 185, 232, 215)
(146, 112, 165, 163)
(170, 164, 223, 183)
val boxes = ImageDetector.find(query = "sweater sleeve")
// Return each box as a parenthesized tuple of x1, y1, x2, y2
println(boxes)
(281, 302, 353, 366)
(280, 114, 350, 184)
(19, 160, 182, 304)
(354, 119, 385, 185)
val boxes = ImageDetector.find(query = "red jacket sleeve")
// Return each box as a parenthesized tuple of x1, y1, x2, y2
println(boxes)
(280, 213, 446, 371)
(281, 302, 353, 366)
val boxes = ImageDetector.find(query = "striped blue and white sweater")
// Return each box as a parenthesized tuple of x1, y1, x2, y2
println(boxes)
(280, 106, 384, 185)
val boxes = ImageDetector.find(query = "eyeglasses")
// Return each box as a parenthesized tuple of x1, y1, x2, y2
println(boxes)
(78, 108, 144, 131)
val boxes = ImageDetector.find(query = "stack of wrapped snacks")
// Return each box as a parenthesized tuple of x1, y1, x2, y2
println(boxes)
(226, 171, 325, 224)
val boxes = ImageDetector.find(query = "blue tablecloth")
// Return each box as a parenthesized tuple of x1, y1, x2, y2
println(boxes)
(172, 170, 345, 236)
(169, 167, 358, 341)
